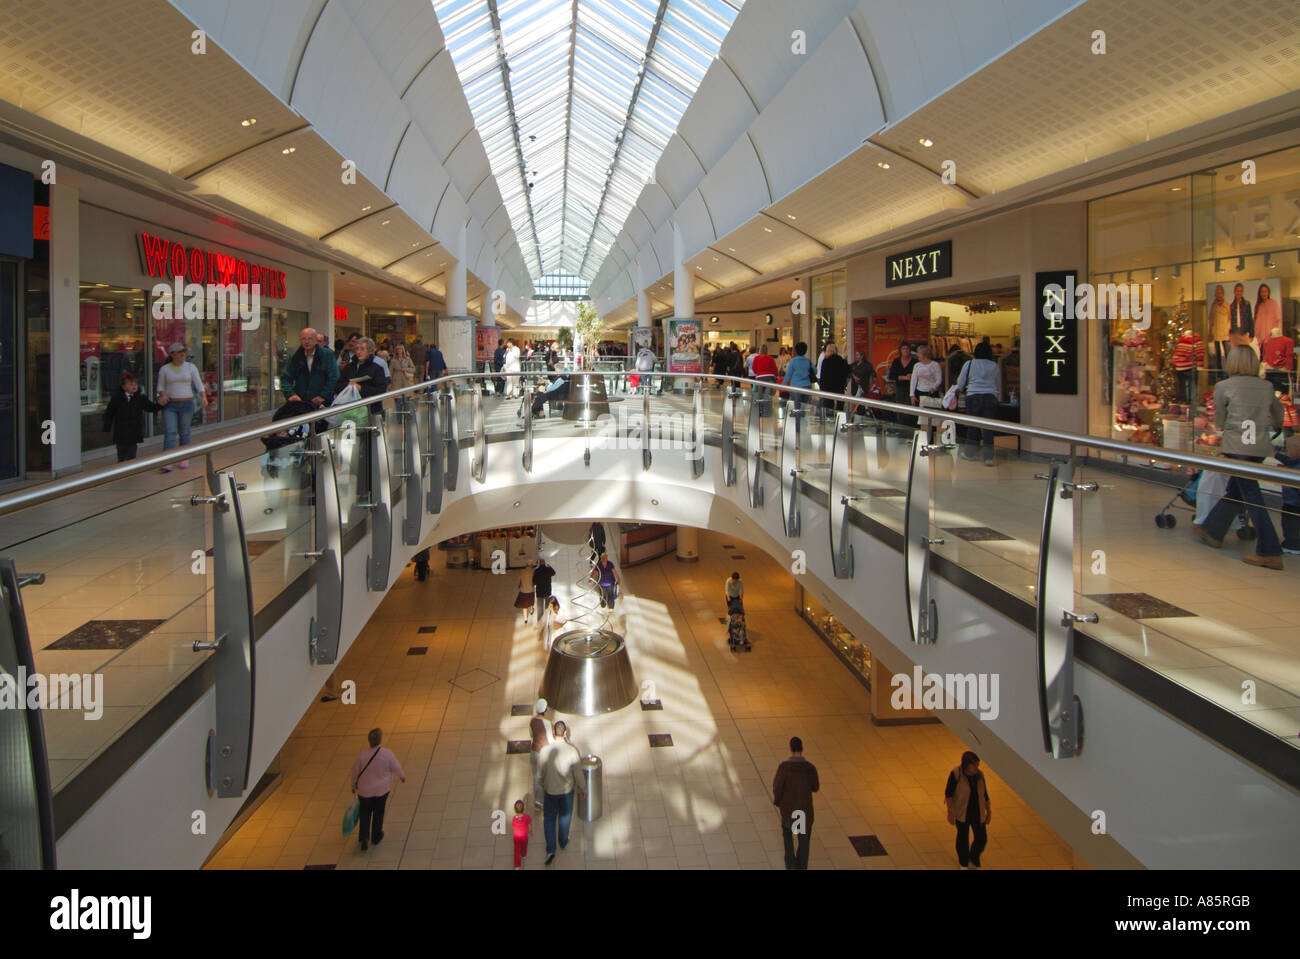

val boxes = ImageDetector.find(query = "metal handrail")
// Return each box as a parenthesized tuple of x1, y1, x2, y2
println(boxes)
(1, 369, 1296, 518)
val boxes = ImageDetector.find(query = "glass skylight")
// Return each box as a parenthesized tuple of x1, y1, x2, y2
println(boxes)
(432, 0, 743, 283)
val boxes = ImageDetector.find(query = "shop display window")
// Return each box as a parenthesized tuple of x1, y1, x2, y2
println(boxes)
(79, 283, 147, 452)
(1089, 146, 1300, 452)
(799, 587, 870, 687)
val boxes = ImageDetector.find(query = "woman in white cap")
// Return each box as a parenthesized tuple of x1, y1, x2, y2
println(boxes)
(529, 699, 552, 810)
(156, 343, 210, 471)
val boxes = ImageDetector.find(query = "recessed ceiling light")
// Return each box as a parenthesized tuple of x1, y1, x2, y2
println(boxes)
(412, 242, 420, 247)
(918, 137, 933, 147)
(281, 146, 296, 155)
(877, 161, 890, 169)
(1169, 186, 1182, 192)
(241, 117, 257, 127)
(763, 227, 773, 233)
(728, 247, 736, 252)
(786, 213, 796, 220)
(361, 204, 372, 212)
(381, 219, 391, 225)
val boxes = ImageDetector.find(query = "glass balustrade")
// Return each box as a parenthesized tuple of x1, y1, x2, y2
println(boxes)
(4, 370, 1297, 841)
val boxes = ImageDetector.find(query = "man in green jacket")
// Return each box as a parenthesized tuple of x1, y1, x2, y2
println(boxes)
(279, 327, 340, 412)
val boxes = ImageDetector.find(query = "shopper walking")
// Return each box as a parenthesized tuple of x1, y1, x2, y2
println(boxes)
(816, 343, 851, 412)
(514, 565, 536, 623)
(390, 343, 416, 391)
(350, 727, 406, 852)
(279, 327, 339, 426)
(537, 596, 568, 652)
(589, 553, 621, 610)
(103, 371, 166, 462)
(504, 338, 522, 397)
(536, 720, 584, 865)
(532, 557, 557, 619)
(944, 750, 991, 869)
(511, 798, 533, 870)
(156, 343, 210, 471)
(772, 736, 819, 870)
(335, 336, 390, 414)
(529, 699, 551, 810)
(910, 344, 945, 408)
(424, 341, 448, 385)
(1194, 345, 1286, 569)
(782, 342, 813, 411)
(956, 341, 1002, 465)
(723, 571, 744, 615)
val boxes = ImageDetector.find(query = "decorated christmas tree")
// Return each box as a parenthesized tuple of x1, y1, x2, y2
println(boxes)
(1150, 290, 1188, 446)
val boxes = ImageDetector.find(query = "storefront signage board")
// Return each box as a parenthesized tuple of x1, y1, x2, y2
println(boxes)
(885, 240, 952, 288)
(1035, 270, 1079, 395)
(136, 231, 287, 299)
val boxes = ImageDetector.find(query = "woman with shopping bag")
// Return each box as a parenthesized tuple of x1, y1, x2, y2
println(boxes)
(333, 336, 390, 419)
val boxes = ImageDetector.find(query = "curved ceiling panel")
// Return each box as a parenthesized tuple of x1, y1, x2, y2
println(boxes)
(636, 182, 676, 233)
(675, 57, 759, 172)
(402, 52, 477, 163)
(385, 125, 450, 230)
(718, 0, 859, 111)
(444, 135, 494, 209)
(467, 173, 505, 225)
(339, 0, 446, 95)
(636, 245, 664, 287)
(173, 0, 325, 103)
(747, 20, 883, 202)
(674, 189, 716, 255)
(697, 135, 770, 241)
(432, 187, 470, 248)
(623, 204, 655, 247)
(653, 134, 706, 208)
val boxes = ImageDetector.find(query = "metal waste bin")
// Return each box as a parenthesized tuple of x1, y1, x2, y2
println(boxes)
(577, 754, 603, 822)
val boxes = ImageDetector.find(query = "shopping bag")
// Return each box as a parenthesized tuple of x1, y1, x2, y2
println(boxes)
(342, 797, 360, 836)
(942, 385, 960, 411)
(331, 383, 370, 429)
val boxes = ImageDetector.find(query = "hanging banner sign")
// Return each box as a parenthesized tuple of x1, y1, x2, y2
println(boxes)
(1035, 270, 1079, 395)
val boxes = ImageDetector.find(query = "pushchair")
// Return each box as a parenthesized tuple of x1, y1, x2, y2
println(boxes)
(727, 608, 751, 652)
(1155, 470, 1255, 539)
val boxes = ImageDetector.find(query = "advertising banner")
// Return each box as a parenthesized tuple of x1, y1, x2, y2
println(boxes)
(666, 318, 702, 373)
(475, 326, 500, 365)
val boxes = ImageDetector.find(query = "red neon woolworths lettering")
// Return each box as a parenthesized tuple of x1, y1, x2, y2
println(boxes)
(137, 231, 287, 298)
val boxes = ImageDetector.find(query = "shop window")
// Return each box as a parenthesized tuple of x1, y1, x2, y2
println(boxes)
(798, 587, 870, 687)
(221, 308, 272, 421)
(1088, 145, 1300, 451)
(80, 283, 147, 453)
(23, 262, 49, 473)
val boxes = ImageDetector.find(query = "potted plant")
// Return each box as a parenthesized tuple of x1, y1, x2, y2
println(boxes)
(574, 302, 604, 368)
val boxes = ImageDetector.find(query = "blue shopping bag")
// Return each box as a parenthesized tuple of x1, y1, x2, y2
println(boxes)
(342, 797, 360, 837)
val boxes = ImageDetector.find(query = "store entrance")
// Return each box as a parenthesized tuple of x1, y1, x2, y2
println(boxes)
(853, 287, 1022, 425)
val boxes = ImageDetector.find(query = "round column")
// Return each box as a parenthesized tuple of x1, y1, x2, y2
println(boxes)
(675, 525, 699, 562)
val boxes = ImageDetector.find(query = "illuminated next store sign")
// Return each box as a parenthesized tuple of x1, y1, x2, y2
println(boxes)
(136, 231, 287, 298)
(885, 240, 952, 288)
(1035, 270, 1079, 395)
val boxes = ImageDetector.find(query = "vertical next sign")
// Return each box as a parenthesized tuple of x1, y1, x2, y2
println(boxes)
(1034, 270, 1078, 395)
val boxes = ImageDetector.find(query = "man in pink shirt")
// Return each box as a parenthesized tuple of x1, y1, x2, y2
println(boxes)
(351, 727, 406, 851)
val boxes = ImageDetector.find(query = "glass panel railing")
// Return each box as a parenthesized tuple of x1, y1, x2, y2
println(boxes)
(329, 420, 366, 531)
(3, 477, 215, 792)
(224, 437, 316, 614)
(844, 404, 917, 538)
(1075, 454, 1300, 749)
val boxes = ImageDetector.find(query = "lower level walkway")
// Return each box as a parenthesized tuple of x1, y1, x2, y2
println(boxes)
(209, 527, 1075, 870)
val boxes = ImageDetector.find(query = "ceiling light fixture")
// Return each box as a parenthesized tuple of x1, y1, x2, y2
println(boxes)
(728, 247, 736, 252)
(786, 214, 796, 220)
(1215, 259, 1223, 273)
(1151, 267, 1159, 281)
(281, 146, 296, 155)
(877, 161, 890, 169)
(1170, 186, 1182, 192)
(918, 138, 933, 147)
(241, 117, 257, 127)
(763, 227, 773, 233)
(1265, 253, 1276, 269)
(1173, 263, 1181, 278)
(361, 204, 372, 212)
(709, 316, 718, 323)
(1236, 256, 1245, 272)
(381, 219, 391, 226)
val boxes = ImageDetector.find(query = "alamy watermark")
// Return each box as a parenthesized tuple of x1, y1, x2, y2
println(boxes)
(890, 665, 1000, 720)
(0, 668, 104, 720)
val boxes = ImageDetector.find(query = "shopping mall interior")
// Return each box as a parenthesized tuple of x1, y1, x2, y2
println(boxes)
(0, 0, 1298, 894)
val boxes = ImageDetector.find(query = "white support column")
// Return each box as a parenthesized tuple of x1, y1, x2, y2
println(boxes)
(446, 221, 468, 319)
(310, 270, 334, 344)
(673, 221, 694, 319)
(636, 263, 650, 328)
(481, 259, 498, 327)
(49, 182, 80, 476)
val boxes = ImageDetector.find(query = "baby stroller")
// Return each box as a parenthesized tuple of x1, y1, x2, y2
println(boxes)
(1155, 470, 1255, 539)
(726, 595, 750, 651)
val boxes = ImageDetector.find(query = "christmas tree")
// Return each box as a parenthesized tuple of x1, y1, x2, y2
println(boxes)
(1151, 290, 1188, 446)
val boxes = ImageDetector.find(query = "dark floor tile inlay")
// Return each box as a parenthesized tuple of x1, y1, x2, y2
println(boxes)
(640, 699, 663, 711)
(506, 740, 532, 755)
(510, 704, 533, 717)
(47, 619, 166, 651)
(1086, 592, 1196, 619)
(722, 544, 736, 549)
(407, 646, 428, 656)
(731, 554, 746, 560)
(418, 625, 439, 634)
(943, 526, 1014, 542)
(450, 668, 501, 693)
(648, 733, 674, 747)
(848, 835, 888, 857)
(304, 863, 337, 870)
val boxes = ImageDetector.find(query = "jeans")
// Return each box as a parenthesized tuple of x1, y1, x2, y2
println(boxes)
(963, 393, 1000, 461)
(161, 398, 195, 450)
(599, 584, 617, 609)
(543, 790, 574, 855)
(955, 820, 988, 867)
(781, 822, 812, 870)
(1201, 453, 1282, 557)
(358, 792, 388, 844)
(530, 751, 545, 806)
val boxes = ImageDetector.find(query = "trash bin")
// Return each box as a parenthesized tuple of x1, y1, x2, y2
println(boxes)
(577, 754, 603, 822)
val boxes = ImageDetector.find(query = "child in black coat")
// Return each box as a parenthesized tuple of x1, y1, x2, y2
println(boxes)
(102, 372, 166, 461)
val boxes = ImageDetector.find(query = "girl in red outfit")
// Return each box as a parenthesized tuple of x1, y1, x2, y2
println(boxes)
(512, 798, 533, 869)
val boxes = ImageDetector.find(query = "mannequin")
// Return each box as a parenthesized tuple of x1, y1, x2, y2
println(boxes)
(1208, 284, 1230, 375)
(1172, 324, 1205, 407)
(1261, 325, 1294, 396)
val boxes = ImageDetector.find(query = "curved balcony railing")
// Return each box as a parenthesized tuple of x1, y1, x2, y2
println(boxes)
(2, 365, 1298, 862)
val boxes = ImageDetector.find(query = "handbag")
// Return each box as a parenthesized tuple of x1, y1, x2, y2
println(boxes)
(342, 746, 382, 836)
(919, 395, 944, 409)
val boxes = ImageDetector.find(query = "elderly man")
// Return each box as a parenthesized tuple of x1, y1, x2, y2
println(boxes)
(279, 327, 340, 414)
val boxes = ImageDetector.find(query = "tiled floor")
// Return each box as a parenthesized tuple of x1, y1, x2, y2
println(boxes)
(204, 528, 1076, 871)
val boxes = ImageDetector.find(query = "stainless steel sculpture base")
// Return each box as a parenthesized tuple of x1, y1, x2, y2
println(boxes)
(538, 629, 638, 716)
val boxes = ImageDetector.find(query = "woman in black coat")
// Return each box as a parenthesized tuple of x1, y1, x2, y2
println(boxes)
(103, 371, 166, 461)
(335, 336, 390, 415)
